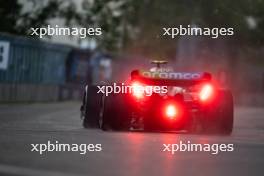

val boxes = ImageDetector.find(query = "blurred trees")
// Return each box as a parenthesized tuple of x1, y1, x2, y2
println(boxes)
(0, 0, 139, 51)
(1, 0, 264, 56)
(0, 0, 63, 35)
(0, 1, 23, 34)
(125, 0, 264, 57)
(79, 0, 141, 51)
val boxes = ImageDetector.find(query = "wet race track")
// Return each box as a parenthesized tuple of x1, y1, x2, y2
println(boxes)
(0, 102, 263, 176)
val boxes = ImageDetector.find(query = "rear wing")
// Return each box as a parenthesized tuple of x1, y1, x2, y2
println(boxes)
(131, 70, 212, 86)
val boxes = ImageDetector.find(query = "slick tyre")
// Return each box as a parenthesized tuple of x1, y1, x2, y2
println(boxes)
(203, 90, 234, 135)
(99, 94, 130, 131)
(82, 85, 102, 128)
(98, 95, 111, 131)
(217, 90, 234, 135)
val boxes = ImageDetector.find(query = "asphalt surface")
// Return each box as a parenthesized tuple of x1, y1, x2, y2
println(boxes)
(0, 101, 263, 176)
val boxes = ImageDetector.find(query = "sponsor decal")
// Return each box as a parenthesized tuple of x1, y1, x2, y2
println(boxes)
(140, 70, 202, 80)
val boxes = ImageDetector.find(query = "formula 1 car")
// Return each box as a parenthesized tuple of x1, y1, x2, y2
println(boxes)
(80, 61, 233, 134)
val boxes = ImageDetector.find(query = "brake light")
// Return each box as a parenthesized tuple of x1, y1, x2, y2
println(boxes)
(199, 83, 214, 102)
(165, 104, 178, 119)
(131, 81, 144, 99)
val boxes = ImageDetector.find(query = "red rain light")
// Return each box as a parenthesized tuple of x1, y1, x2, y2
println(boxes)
(199, 83, 214, 102)
(131, 81, 144, 99)
(165, 104, 178, 119)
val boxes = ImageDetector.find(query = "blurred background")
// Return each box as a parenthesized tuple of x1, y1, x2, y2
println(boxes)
(0, 0, 263, 105)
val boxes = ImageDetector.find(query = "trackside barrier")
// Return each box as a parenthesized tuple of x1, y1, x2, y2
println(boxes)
(0, 33, 71, 102)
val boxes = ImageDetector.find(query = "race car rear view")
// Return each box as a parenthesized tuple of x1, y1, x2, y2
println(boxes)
(80, 61, 234, 134)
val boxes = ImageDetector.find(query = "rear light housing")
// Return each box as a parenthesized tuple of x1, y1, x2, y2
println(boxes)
(199, 83, 215, 103)
(131, 81, 145, 99)
(162, 100, 184, 121)
(165, 104, 178, 119)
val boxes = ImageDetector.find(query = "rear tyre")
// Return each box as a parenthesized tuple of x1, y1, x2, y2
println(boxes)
(98, 95, 111, 131)
(99, 94, 130, 131)
(218, 90, 234, 134)
(203, 90, 234, 135)
(81, 85, 102, 128)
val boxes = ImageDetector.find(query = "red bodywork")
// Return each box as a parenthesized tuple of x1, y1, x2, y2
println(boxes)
(126, 70, 220, 130)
